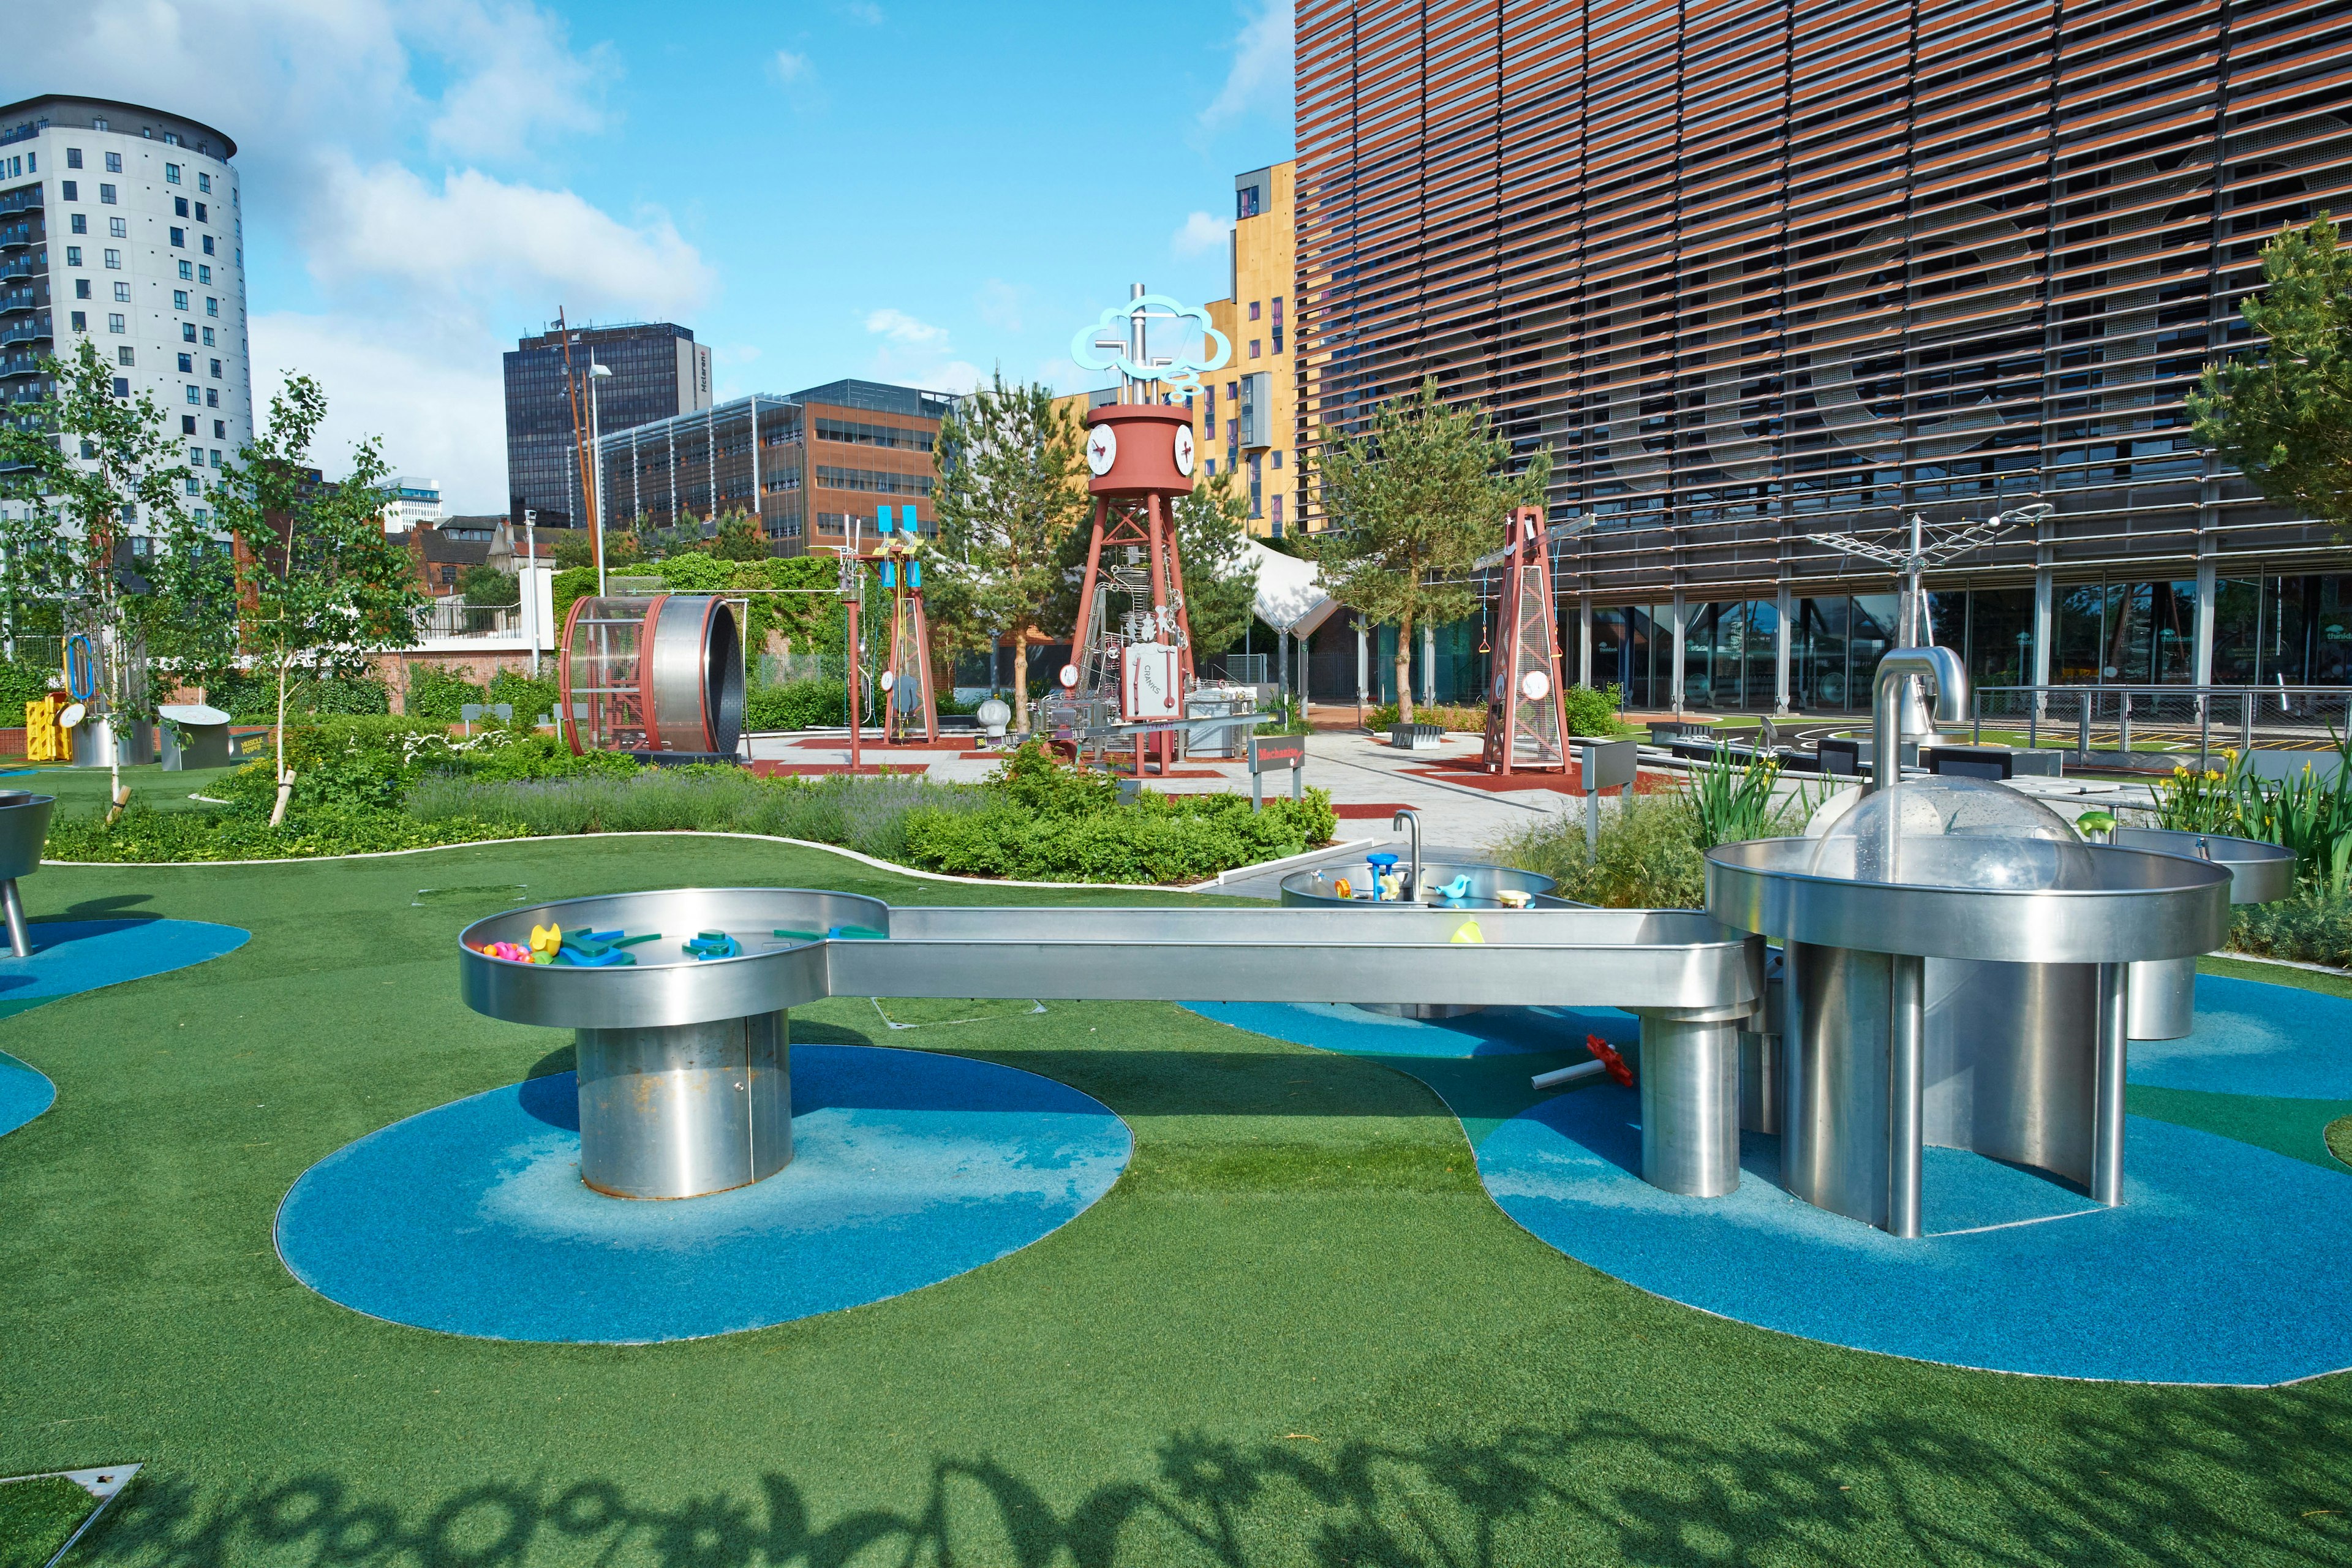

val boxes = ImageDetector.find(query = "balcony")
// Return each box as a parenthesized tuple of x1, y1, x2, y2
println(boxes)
(0, 223, 40, 252)
(0, 187, 43, 216)
(413, 600, 522, 641)
(0, 315, 50, 349)
(0, 255, 37, 285)
(0, 352, 45, 378)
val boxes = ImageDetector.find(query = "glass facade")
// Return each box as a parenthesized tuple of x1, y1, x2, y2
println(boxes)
(505, 323, 709, 528)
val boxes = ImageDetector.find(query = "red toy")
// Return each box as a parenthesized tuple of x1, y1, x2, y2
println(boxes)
(1586, 1033, 1634, 1088)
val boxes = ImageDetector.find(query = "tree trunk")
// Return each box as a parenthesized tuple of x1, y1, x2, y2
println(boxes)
(1394, 611, 1416, 722)
(1010, 625, 1031, 736)
(268, 655, 295, 828)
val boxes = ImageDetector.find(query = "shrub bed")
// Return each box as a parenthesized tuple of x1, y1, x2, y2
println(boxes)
(1368, 683, 1630, 737)
(2229, 892, 2352, 970)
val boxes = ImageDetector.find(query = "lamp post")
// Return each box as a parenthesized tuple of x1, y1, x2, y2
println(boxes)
(587, 362, 613, 598)
(523, 507, 540, 680)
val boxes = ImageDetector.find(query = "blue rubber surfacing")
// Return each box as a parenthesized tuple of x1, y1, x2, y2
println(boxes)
(1186, 978, 2352, 1386)
(0, 918, 251, 1137)
(276, 1044, 1133, 1343)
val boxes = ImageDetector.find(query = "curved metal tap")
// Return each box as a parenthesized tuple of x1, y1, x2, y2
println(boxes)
(1390, 807, 1424, 902)
(1869, 647, 1969, 795)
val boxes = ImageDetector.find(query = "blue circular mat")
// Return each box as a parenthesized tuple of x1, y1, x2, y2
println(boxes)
(276, 1045, 1132, 1343)
(1191, 986, 2352, 1385)
(0, 1050, 53, 1139)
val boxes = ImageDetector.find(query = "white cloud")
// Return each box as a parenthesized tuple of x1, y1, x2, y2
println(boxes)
(842, 2, 885, 23)
(303, 156, 713, 316)
(771, 49, 813, 83)
(862, 309, 979, 393)
(864, 307, 949, 349)
(1200, 0, 1294, 129)
(974, 279, 1025, 333)
(1172, 210, 1233, 257)
(420, 0, 614, 161)
(251, 312, 508, 514)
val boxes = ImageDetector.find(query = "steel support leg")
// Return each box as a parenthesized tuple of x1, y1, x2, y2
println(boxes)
(1, 878, 28, 959)
(1887, 953, 1926, 1238)
(2093, 962, 2128, 1207)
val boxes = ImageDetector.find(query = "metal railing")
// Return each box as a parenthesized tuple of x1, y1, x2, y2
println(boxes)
(413, 601, 521, 639)
(1970, 684, 2352, 767)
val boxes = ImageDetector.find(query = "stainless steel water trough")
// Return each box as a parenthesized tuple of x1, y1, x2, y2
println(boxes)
(0, 791, 54, 959)
(461, 894, 1760, 1201)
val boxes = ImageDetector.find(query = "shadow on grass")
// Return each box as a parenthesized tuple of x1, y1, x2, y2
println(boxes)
(86, 1397, 2352, 1566)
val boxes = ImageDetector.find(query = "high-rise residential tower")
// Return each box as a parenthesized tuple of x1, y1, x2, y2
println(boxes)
(0, 94, 252, 532)
(1192, 162, 1298, 538)
(1297, 2, 2352, 709)
(503, 322, 711, 530)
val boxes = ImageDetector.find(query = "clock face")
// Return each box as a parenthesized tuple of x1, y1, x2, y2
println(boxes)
(1085, 423, 1118, 476)
(1173, 423, 1196, 477)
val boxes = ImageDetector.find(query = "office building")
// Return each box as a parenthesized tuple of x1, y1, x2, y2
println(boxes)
(0, 94, 252, 532)
(382, 475, 442, 533)
(596, 378, 955, 556)
(1196, 162, 1298, 538)
(1296, 1, 2352, 709)
(504, 321, 710, 530)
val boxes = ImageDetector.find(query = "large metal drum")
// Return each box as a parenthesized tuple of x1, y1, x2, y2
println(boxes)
(559, 594, 745, 757)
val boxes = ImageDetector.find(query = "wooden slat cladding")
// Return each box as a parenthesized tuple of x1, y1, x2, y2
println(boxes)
(1296, 0, 2352, 600)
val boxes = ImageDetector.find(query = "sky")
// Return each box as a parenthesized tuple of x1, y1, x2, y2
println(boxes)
(5, 0, 1295, 513)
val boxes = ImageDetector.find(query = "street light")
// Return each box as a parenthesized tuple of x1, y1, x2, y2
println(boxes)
(587, 362, 613, 598)
(522, 507, 540, 681)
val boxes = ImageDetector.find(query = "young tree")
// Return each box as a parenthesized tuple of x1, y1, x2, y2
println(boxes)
(1172, 467, 1261, 658)
(216, 376, 426, 824)
(0, 338, 239, 813)
(930, 371, 1088, 731)
(2188, 213, 2352, 532)
(1305, 378, 1550, 719)
(710, 509, 770, 562)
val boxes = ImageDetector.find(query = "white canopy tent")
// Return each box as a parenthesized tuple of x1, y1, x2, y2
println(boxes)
(1237, 538, 1344, 704)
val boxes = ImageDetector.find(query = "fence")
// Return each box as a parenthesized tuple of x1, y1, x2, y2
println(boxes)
(1970, 684, 2352, 767)
(413, 603, 521, 640)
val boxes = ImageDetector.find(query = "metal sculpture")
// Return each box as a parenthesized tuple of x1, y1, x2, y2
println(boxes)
(559, 593, 745, 760)
(872, 506, 938, 745)
(1480, 506, 1570, 775)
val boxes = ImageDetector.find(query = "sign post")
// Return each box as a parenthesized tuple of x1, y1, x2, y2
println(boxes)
(1578, 738, 1637, 859)
(1248, 733, 1306, 812)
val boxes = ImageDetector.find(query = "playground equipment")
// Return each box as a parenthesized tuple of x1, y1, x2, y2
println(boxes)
(0, 790, 55, 958)
(1480, 507, 1570, 776)
(455, 641, 2242, 1238)
(1051, 286, 1255, 773)
(872, 506, 938, 744)
(2108, 827, 2294, 1039)
(559, 594, 745, 761)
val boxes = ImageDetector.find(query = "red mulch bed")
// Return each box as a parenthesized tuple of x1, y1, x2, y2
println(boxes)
(748, 761, 932, 778)
(1398, 763, 1670, 796)
(1332, 802, 1418, 820)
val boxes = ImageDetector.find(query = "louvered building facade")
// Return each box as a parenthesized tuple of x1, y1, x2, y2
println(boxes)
(1296, 0, 2352, 710)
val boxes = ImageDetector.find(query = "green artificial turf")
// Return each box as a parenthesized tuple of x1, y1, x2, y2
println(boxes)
(2329, 1117, 2352, 1171)
(3, 763, 243, 816)
(2, 838, 2351, 1565)
(0, 1476, 95, 1568)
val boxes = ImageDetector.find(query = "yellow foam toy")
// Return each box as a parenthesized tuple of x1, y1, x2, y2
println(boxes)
(1451, 919, 1485, 944)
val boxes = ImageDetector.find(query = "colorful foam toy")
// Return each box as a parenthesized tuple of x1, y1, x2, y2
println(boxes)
(529, 923, 563, 965)
(1436, 875, 1474, 902)
(1585, 1032, 1634, 1088)
(1495, 889, 1532, 910)
(1333, 878, 1354, 900)
(481, 941, 530, 963)
(682, 930, 742, 961)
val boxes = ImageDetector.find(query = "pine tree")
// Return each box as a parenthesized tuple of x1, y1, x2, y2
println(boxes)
(2188, 212, 2352, 532)
(1304, 379, 1550, 719)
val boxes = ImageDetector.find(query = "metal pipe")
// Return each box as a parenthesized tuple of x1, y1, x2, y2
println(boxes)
(1531, 1059, 1607, 1090)
(2092, 962, 2128, 1205)
(1391, 806, 1423, 901)
(1887, 952, 1926, 1238)
(1869, 646, 1968, 794)
(1639, 1017, 1741, 1197)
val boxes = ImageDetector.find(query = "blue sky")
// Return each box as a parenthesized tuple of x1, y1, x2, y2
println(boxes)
(9, 0, 1294, 511)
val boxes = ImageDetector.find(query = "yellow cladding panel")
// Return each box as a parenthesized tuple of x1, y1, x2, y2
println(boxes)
(1206, 160, 1295, 537)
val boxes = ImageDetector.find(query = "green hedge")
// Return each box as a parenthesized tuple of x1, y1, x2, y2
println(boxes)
(901, 794, 1335, 883)
(0, 658, 59, 720)
(203, 670, 391, 723)
(2231, 892, 2352, 970)
(745, 677, 848, 731)
(45, 803, 527, 863)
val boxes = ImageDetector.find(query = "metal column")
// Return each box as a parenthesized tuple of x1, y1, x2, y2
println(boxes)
(1638, 1016, 1741, 1197)
(1887, 953, 1926, 1239)
(1774, 584, 1793, 714)
(2092, 963, 2128, 1206)
(1670, 592, 1687, 714)
(1578, 594, 1593, 691)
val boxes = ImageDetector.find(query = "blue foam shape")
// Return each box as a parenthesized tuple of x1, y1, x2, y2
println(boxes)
(1478, 1085, 2352, 1384)
(275, 1044, 1133, 1343)
(1184, 1001, 1637, 1059)
(2130, 973, 2352, 1098)
(0, 919, 250, 1009)
(0, 1051, 55, 1138)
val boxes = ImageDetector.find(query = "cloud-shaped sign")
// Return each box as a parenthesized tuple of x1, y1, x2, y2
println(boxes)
(1069, 295, 1230, 395)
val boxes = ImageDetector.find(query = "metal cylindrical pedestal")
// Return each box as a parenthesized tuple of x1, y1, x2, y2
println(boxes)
(2092, 964, 2128, 1207)
(2126, 956, 2196, 1041)
(1638, 1017, 1740, 1197)
(573, 1010, 791, 1199)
